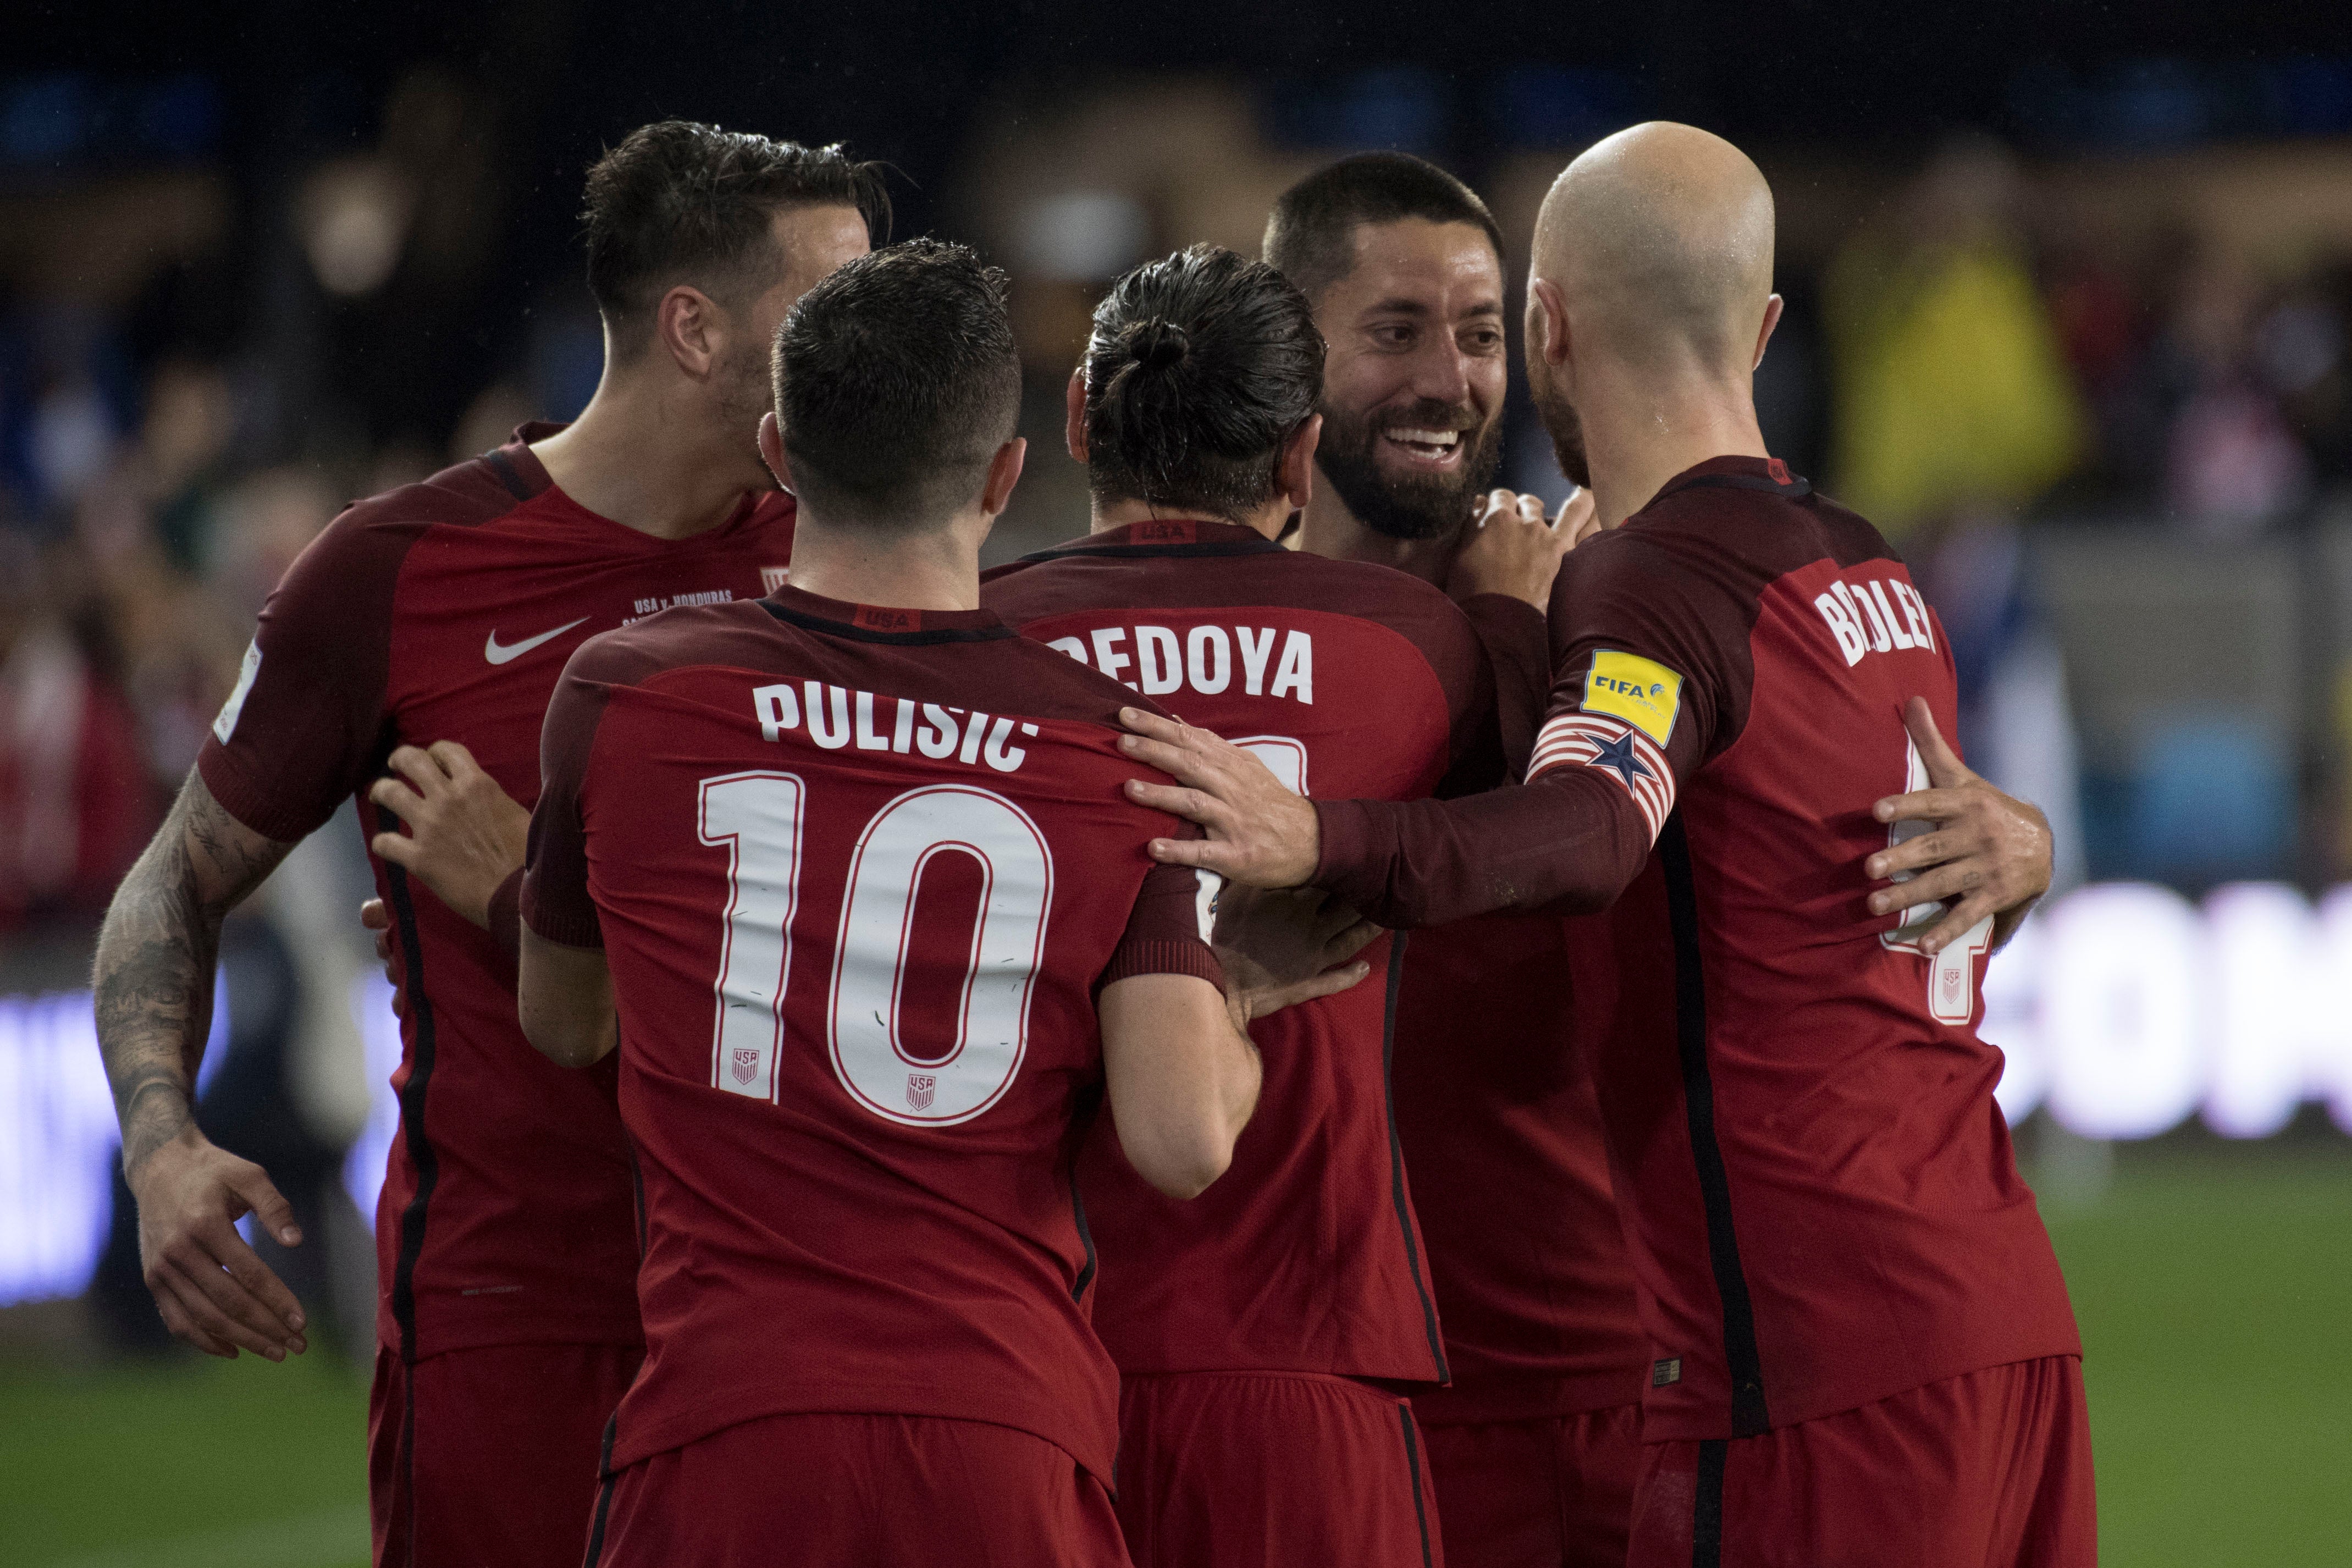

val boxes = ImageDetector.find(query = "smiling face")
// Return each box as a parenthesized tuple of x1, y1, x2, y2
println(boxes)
(1309, 218, 1508, 540)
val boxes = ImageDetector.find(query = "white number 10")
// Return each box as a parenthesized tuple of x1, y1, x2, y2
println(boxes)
(697, 772, 1053, 1126)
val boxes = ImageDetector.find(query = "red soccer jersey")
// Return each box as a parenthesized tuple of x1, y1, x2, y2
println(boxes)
(980, 517, 1493, 1384)
(195, 425, 795, 1361)
(1394, 597, 1649, 1427)
(520, 584, 1222, 1483)
(1315, 457, 2080, 1440)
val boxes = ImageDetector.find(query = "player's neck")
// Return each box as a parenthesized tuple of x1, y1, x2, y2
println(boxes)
(531, 371, 770, 542)
(785, 510, 983, 613)
(1291, 483, 1457, 588)
(1090, 496, 1289, 543)
(1581, 367, 1768, 529)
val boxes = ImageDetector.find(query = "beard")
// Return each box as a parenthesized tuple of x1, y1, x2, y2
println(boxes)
(1527, 366, 1591, 489)
(1315, 397, 1504, 542)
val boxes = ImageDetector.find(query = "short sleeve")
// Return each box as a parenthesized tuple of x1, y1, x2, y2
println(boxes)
(1527, 532, 1750, 848)
(1097, 859, 1224, 991)
(519, 654, 612, 949)
(195, 509, 411, 842)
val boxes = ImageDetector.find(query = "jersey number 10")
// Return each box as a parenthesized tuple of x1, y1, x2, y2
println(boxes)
(695, 771, 1053, 1127)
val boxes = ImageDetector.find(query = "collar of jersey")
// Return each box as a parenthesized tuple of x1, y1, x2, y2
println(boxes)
(1015, 517, 1289, 564)
(760, 583, 1015, 644)
(1648, 455, 1812, 510)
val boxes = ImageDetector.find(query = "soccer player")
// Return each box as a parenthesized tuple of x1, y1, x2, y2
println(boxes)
(517, 239, 1325, 1567)
(981, 243, 1499, 1567)
(90, 123, 882, 1567)
(1262, 151, 1652, 1568)
(1122, 123, 2086, 1566)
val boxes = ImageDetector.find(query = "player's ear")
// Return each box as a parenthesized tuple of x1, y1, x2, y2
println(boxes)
(1064, 368, 1089, 463)
(980, 437, 1028, 520)
(1526, 278, 1570, 369)
(758, 412, 794, 494)
(1276, 413, 1321, 512)
(1753, 293, 1785, 372)
(656, 285, 721, 381)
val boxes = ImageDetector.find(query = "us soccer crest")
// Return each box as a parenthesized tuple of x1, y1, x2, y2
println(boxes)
(906, 1074, 936, 1111)
(732, 1047, 761, 1086)
(760, 565, 791, 594)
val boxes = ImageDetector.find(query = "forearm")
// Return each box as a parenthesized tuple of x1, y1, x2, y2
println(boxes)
(92, 777, 289, 1177)
(1312, 768, 1653, 929)
(1102, 974, 1261, 1199)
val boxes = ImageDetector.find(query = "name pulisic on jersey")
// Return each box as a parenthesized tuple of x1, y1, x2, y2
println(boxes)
(752, 681, 1039, 774)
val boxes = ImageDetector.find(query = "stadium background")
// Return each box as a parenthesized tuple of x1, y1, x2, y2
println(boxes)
(2, 1, 2349, 1561)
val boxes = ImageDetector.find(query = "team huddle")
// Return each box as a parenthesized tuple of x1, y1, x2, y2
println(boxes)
(92, 118, 2091, 1568)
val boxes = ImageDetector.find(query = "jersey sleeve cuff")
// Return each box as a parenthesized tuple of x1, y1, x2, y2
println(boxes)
(1098, 936, 1224, 992)
(1311, 798, 1392, 913)
(519, 871, 604, 949)
(488, 868, 526, 962)
(195, 745, 335, 846)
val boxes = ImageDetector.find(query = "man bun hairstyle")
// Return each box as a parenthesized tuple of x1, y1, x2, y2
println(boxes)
(1084, 244, 1323, 524)
(772, 238, 1022, 528)
(1263, 151, 1504, 302)
(583, 120, 891, 350)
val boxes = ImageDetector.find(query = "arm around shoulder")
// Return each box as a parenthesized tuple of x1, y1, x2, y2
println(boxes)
(1098, 973, 1260, 1200)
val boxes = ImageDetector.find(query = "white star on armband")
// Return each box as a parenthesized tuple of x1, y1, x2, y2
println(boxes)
(1528, 712, 1676, 844)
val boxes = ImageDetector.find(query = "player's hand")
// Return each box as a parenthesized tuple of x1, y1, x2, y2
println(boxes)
(1865, 697, 2052, 954)
(1118, 709, 1321, 888)
(1213, 884, 1380, 1025)
(1446, 488, 1589, 610)
(368, 742, 529, 929)
(128, 1127, 307, 1361)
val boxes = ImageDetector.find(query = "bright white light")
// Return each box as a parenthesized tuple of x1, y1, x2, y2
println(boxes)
(341, 972, 404, 1227)
(2044, 884, 2205, 1139)
(0, 982, 226, 1308)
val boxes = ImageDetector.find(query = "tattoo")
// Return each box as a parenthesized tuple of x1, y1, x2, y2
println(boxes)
(92, 772, 293, 1179)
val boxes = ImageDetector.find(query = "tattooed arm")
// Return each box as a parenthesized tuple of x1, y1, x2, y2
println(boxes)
(92, 769, 308, 1360)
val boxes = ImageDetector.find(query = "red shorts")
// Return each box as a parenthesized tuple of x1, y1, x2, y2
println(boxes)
(1629, 1355, 2096, 1568)
(585, 1411, 1127, 1567)
(1113, 1371, 1445, 1568)
(369, 1340, 642, 1568)
(1419, 1400, 1643, 1568)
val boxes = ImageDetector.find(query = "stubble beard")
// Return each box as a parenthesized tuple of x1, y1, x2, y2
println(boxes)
(1528, 368, 1591, 489)
(1316, 398, 1505, 542)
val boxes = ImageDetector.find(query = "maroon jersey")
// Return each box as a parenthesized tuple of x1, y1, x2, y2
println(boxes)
(520, 584, 1222, 1483)
(1315, 457, 2080, 1440)
(980, 516, 1492, 1384)
(196, 425, 795, 1361)
(1396, 597, 1649, 1427)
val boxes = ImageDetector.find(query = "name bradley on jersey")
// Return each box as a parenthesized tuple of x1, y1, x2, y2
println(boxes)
(1044, 622, 1315, 705)
(1812, 575, 1936, 668)
(750, 681, 1038, 774)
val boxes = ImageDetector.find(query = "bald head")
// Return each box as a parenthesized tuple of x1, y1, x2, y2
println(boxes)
(1532, 122, 1775, 376)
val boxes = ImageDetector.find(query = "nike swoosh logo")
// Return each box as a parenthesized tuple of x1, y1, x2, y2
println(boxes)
(484, 618, 589, 665)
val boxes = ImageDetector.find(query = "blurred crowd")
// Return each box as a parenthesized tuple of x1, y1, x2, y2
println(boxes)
(4, 118, 2351, 930)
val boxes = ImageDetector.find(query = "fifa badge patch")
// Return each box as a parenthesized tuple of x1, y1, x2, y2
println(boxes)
(1583, 650, 1684, 746)
(1653, 1357, 1683, 1387)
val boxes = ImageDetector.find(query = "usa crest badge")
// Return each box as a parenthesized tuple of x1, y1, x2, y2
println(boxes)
(760, 565, 791, 594)
(732, 1047, 761, 1086)
(906, 1074, 936, 1111)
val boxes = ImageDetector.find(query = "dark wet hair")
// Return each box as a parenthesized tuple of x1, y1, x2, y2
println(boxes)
(1263, 151, 1503, 302)
(772, 239, 1020, 527)
(582, 120, 890, 349)
(1082, 244, 1323, 523)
